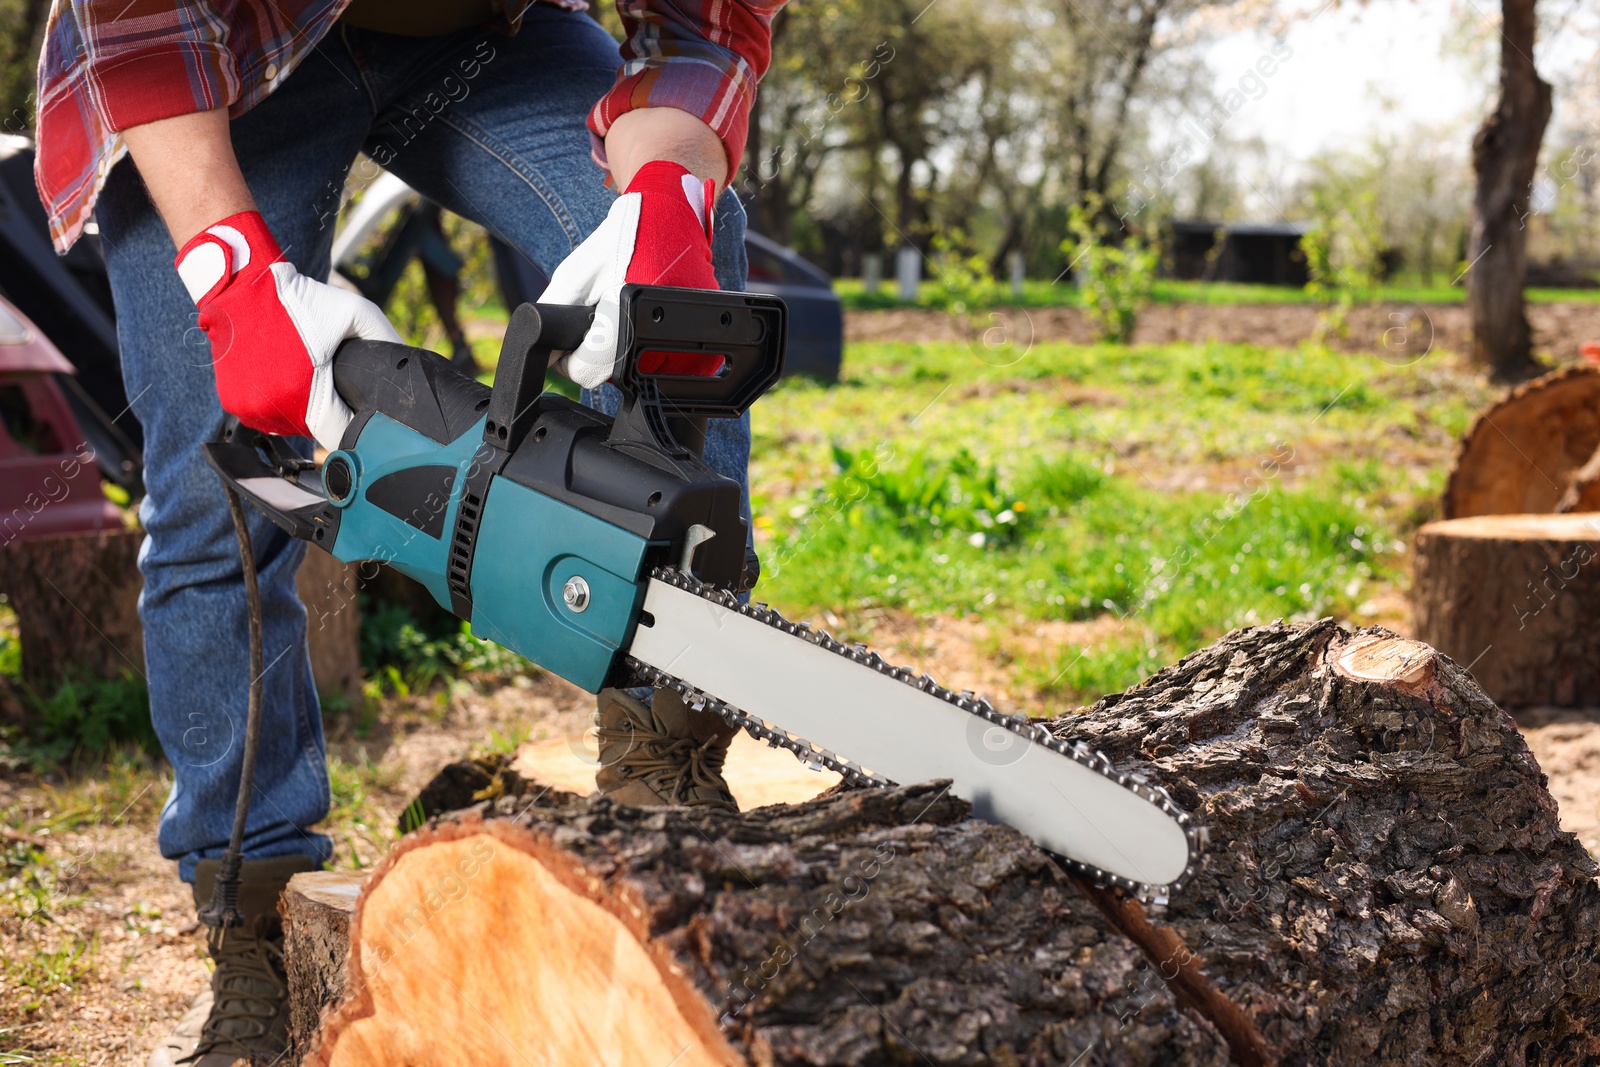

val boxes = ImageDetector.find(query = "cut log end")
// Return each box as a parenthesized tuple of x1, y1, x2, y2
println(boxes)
(306, 820, 741, 1067)
(1444, 363, 1600, 519)
(1334, 633, 1437, 690)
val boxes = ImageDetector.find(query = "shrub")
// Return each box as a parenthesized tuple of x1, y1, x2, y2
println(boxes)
(1061, 196, 1158, 344)
(12, 670, 157, 768)
(359, 598, 534, 696)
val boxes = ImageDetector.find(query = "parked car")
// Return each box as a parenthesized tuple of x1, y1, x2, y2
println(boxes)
(0, 295, 127, 540)
(743, 231, 842, 381)
(0, 136, 143, 494)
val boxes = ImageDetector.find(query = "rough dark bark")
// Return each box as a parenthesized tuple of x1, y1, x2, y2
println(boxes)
(1050, 623, 1600, 1064)
(1443, 365, 1600, 519)
(282, 871, 366, 1062)
(1466, 0, 1553, 383)
(287, 623, 1600, 1067)
(0, 527, 144, 690)
(1412, 513, 1600, 707)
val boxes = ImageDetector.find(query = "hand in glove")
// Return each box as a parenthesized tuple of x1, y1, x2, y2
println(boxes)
(175, 210, 401, 448)
(541, 161, 719, 389)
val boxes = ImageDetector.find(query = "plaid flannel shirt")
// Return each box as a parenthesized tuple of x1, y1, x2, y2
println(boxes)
(34, 0, 782, 251)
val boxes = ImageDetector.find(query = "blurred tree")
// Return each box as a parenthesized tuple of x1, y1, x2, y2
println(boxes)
(1466, 0, 1550, 382)
(754, 0, 1245, 278)
(742, 4, 878, 247)
(742, 0, 1024, 273)
(1381, 127, 1472, 287)
(1053, 0, 1170, 212)
(0, 0, 48, 132)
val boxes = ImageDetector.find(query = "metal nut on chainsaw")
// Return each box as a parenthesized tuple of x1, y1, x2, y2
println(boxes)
(562, 576, 591, 612)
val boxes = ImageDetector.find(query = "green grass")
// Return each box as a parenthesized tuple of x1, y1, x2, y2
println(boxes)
(358, 598, 538, 700)
(833, 276, 1600, 310)
(750, 337, 1496, 705)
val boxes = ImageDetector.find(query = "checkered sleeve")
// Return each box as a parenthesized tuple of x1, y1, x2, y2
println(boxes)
(65, 0, 239, 133)
(587, 0, 786, 177)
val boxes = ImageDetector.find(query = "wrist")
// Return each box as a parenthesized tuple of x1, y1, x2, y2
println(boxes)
(174, 211, 284, 305)
(604, 107, 728, 191)
(120, 109, 257, 247)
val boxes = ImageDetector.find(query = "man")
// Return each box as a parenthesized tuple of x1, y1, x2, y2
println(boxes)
(33, 0, 783, 1061)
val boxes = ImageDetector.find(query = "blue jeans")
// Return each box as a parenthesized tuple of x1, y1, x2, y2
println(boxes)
(95, 11, 752, 882)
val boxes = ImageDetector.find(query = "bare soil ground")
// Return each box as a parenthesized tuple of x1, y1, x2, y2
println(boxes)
(846, 302, 1600, 364)
(1516, 707, 1600, 858)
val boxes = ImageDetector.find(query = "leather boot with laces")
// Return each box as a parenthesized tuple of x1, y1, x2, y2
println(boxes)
(148, 855, 317, 1067)
(595, 687, 739, 812)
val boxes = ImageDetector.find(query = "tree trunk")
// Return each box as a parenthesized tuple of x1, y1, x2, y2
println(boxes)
(0, 527, 144, 690)
(1466, 0, 1552, 383)
(286, 622, 1600, 1066)
(1412, 513, 1600, 707)
(297, 550, 364, 707)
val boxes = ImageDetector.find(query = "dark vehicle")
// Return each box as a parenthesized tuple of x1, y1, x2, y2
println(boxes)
(0, 296, 126, 539)
(0, 136, 143, 493)
(743, 230, 842, 381)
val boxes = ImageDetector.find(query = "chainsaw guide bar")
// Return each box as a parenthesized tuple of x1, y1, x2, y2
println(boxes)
(627, 567, 1202, 904)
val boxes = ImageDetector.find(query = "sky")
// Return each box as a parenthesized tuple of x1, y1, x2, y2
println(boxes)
(1161, 0, 1599, 219)
(1201, 1, 1490, 163)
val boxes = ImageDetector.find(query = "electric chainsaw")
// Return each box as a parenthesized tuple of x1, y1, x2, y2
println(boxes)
(203, 285, 1200, 901)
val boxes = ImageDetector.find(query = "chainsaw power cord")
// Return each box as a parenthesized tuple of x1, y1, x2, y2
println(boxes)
(198, 481, 267, 929)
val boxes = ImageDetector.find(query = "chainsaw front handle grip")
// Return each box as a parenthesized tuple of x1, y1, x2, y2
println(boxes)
(331, 285, 784, 456)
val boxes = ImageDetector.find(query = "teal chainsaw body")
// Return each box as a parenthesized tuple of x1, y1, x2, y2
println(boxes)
(205, 285, 1204, 901)
(204, 285, 785, 692)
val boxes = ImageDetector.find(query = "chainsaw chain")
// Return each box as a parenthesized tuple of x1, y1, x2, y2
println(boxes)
(625, 566, 1202, 904)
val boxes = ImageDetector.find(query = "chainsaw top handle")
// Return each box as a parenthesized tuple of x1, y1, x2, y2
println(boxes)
(331, 283, 785, 459)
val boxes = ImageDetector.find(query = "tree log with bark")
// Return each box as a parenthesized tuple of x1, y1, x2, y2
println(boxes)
(1466, 0, 1552, 382)
(1442, 365, 1600, 520)
(0, 527, 363, 698)
(1412, 513, 1600, 708)
(285, 623, 1600, 1066)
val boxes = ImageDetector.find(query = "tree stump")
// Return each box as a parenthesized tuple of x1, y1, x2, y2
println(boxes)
(0, 526, 362, 701)
(0, 527, 144, 690)
(283, 870, 367, 1060)
(285, 622, 1600, 1066)
(1412, 513, 1600, 707)
(1443, 364, 1600, 519)
(296, 551, 363, 706)
(1555, 440, 1600, 514)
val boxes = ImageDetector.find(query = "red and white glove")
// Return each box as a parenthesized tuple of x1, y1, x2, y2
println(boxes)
(175, 211, 402, 449)
(541, 161, 718, 388)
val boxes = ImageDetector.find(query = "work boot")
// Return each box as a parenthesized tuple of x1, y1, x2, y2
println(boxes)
(595, 687, 739, 812)
(147, 855, 318, 1067)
